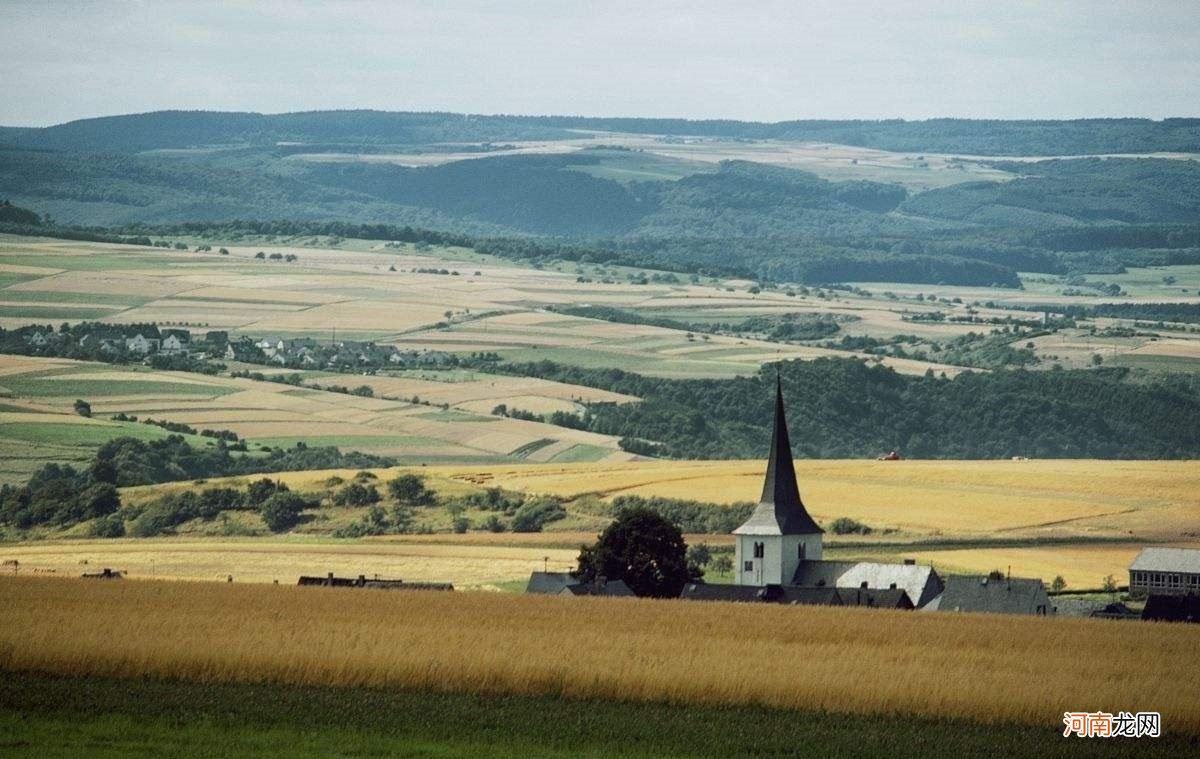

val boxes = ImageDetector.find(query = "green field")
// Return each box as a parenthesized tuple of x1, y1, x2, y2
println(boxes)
(0, 672, 1187, 759)
(0, 376, 231, 398)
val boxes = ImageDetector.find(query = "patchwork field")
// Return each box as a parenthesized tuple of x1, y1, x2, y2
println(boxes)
(4, 234, 1198, 381)
(0, 235, 1000, 379)
(0, 354, 636, 481)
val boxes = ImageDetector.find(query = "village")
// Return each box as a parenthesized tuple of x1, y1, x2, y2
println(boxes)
(2, 322, 457, 371)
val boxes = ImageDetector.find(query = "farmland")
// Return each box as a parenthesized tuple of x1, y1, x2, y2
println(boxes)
(3, 458, 1195, 591)
(0, 354, 636, 481)
(1, 576, 1199, 744)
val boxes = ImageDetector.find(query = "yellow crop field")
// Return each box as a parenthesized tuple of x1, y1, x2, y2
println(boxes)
(0, 539, 577, 588)
(2, 576, 1198, 732)
(435, 459, 1200, 540)
(901, 544, 1151, 590)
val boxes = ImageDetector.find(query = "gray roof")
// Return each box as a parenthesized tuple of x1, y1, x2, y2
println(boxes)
(833, 587, 914, 609)
(525, 571, 576, 594)
(680, 583, 841, 605)
(559, 579, 634, 597)
(791, 560, 944, 608)
(1130, 547, 1200, 574)
(733, 379, 823, 536)
(927, 575, 1050, 615)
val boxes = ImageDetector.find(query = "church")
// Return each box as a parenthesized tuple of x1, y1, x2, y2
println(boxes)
(682, 378, 944, 609)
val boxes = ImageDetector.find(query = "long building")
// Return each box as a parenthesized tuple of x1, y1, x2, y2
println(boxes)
(1129, 547, 1200, 597)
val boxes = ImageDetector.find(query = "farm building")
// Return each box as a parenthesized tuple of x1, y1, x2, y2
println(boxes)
(298, 573, 453, 591)
(923, 575, 1052, 615)
(680, 582, 913, 609)
(1128, 547, 1200, 597)
(729, 378, 942, 608)
(525, 571, 633, 597)
(1141, 594, 1200, 623)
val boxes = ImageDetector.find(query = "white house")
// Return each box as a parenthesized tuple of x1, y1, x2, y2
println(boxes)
(126, 333, 159, 354)
(160, 331, 191, 355)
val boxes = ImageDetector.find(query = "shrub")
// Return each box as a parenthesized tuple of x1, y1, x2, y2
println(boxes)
(260, 492, 308, 533)
(388, 474, 434, 506)
(198, 487, 245, 520)
(246, 478, 288, 506)
(483, 515, 506, 533)
(332, 483, 380, 507)
(73, 399, 91, 418)
(130, 505, 178, 537)
(88, 513, 126, 538)
(828, 517, 872, 535)
(452, 517, 470, 534)
(511, 497, 566, 533)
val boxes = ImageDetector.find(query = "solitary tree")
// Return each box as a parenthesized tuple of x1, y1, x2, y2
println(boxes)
(574, 507, 696, 598)
(1051, 575, 1067, 593)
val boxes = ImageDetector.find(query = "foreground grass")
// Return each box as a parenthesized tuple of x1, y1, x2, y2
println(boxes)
(2, 576, 1199, 734)
(2, 672, 1195, 759)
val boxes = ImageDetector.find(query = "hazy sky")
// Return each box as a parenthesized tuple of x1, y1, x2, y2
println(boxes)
(3, 0, 1198, 126)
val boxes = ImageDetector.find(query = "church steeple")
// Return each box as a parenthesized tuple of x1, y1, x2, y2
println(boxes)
(734, 376, 824, 536)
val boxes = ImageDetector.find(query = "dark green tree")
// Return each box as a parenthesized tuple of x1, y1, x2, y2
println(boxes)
(388, 474, 434, 506)
(574, 507, 695, 598)
(260, 492, 307, 533)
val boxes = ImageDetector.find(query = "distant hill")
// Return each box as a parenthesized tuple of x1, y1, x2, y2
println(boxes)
(4, 110, 1200, 288)
(4, 110, 1200, 155)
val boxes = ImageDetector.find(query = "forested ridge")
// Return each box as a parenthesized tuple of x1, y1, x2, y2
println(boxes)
(5, 112, 1200, 287)
(497, 359, 1200, 460)
(5, 110, 1200, 155)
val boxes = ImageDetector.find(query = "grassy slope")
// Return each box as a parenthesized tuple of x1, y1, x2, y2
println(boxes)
(2, 672, 1194, 759)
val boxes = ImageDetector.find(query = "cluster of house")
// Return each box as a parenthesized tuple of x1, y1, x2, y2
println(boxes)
(228, 335, 454, 370)
(21, 324, 198, 356)
(527, 381, 1200, 623)
(15, 323, 455, 370)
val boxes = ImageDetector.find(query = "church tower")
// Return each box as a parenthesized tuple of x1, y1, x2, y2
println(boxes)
(733, 376, 823, 586)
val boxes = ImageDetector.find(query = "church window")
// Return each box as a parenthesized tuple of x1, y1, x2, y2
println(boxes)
(753, 542, 764, 558)
(797, 543, 806, 560)
(743, 561, 753, 572)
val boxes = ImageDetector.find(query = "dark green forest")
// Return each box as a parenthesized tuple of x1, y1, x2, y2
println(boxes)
(496, 359, 1200, 460)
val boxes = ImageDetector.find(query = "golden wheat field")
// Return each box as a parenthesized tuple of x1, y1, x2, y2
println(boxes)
(437, 459, 1200, 539)
(2, 576, 1199, 733)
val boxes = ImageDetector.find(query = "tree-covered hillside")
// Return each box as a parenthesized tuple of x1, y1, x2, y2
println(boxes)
(499, 359, 1200, 460)
(5, 117, 1200, 287)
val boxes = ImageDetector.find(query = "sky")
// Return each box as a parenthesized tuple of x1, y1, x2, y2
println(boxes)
(2, 0, 1199, 127)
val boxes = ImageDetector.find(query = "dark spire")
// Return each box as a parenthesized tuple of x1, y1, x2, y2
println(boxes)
(734, 376, 823, 535)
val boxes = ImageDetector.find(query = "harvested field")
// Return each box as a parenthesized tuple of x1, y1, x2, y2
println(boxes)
(0, 539, 576, 588)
